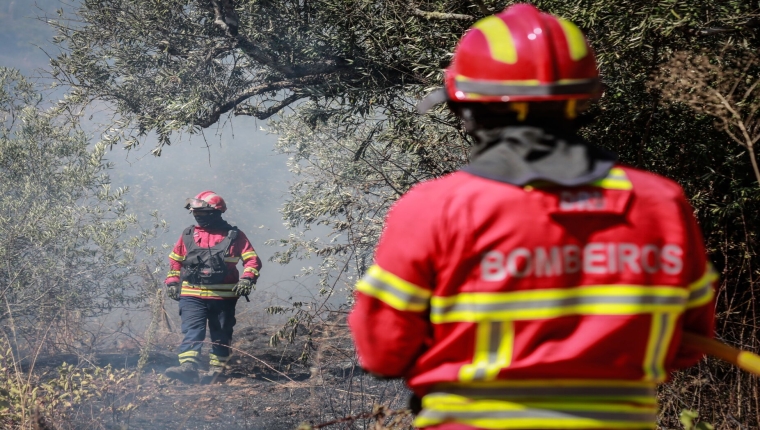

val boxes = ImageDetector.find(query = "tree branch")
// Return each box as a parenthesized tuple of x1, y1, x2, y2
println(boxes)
(195, 76, 321, 127)
(234, 93, 305, 120)
(206, 0, 351, 78)
(210, 0, 239, 35)
(412, 8, 474, 21)
(712, 88, 760, 186)
(698, 17, 760, 35)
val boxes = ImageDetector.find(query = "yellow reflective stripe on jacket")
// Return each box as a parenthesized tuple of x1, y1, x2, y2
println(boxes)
(686, 264, 717, 308)
(169, 252, 185, 262)
(589, 167, 633, 190)
(241, 251, 258, 260)
(528, 167, 632, 191)
(181, 288, 238, 298)
(355, 265, 431, 312)
(459, 321, 514, 382)
(181, 281, 235, 290)
(642, 312, 678, 382)
(428, 380, 657, 405)
(181, 283, 237, 298)
(431, 285, 688, 324)
(244, 267, 260, 276)
(415, 393, 657, 429)
(166, 270, 180, 278)
(224, 256, 240, 263)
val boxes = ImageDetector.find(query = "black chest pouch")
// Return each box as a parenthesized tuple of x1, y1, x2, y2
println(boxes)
(180, 226, 238, 285)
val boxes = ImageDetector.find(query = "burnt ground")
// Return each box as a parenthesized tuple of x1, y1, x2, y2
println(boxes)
(29, 316, 412, 430)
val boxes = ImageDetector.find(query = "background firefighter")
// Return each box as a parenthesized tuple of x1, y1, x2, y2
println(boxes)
(164, 190, 262, 383)
(349, 4, 716, 430)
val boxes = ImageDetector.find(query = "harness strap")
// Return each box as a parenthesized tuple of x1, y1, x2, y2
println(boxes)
(182, 226, 195, 253)
(179, 225, 240, 286)
(182, 225, 238, 255)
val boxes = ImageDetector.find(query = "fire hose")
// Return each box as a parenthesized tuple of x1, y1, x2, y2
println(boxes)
(682, 332, 760, 376)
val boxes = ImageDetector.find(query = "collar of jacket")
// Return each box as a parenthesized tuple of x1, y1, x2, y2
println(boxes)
(463, 126, 618, 187)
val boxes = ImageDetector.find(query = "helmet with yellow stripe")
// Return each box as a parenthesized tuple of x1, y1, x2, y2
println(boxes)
(418, 4, 601, 121)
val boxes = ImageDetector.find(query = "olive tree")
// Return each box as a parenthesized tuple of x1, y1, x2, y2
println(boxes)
(0, 68, 162, 354)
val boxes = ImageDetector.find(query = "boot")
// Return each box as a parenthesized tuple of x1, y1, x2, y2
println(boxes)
(165, 361, 199, 383)
(200, 364, 226, 384)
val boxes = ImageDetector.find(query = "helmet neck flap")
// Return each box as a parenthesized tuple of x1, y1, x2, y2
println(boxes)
(464, 125, 616, 187)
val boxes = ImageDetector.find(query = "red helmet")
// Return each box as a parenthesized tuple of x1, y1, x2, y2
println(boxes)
(418, 4, 601, 111)
(184, 190, 227, 213)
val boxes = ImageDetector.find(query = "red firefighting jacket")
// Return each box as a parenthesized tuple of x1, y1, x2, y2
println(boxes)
(165, 225, 262, 299)
(349, 165, 716, 430)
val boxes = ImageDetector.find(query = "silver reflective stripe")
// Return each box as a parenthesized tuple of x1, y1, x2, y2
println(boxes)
(471, 322, 503, 381)
(362, 273, 429, 307)
(487, 321, 501, 363)
(648, 313, 671, 381)
(427, 385, 656, 398)
(688, 282, 712, 303)
(182, 283, 236, 291)
(472, 367, 487, 381)
(455, 79, 601, 96)
(418, 408, 656, 422)
(432, 294, 686, 316)
(459, 321, 515, 382)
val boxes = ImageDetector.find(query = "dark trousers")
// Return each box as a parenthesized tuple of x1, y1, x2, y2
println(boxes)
(177, 297, 237, 366)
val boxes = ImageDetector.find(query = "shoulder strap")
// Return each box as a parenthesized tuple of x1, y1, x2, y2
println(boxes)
(222, 227, 239, 255)
(182, 225, 196, 251)
(227, 226, 238, 242)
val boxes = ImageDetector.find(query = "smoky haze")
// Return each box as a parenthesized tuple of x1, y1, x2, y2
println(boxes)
(0, 0, 333, 315)
(0, 0, 429, 428)
(0, 3, 400, 430)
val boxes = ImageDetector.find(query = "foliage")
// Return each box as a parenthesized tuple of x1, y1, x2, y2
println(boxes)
(0, 337, 152, 429)
(654, 50, 760, 184)
(0, 67, 165, 354)
(48, 0, 457, 154)
(47, 0, 760, 427)
(679, 409, 714, 430)
(266, 105, 466, 294)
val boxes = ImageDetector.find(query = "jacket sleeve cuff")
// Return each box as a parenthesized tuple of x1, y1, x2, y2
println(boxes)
(242, 268, 260, 280)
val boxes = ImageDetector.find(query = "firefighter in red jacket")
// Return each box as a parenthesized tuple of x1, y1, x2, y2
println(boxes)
(348, 4, 716, 429)
(164, 191, 262, 383)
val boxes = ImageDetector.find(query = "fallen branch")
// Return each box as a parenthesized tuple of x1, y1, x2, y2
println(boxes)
(198, 340, 296, 383)
(412, 8, 474, 21)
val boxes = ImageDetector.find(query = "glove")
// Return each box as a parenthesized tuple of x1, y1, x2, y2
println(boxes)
(166, 282, 181, 301)
(232, 278, 254, 297)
